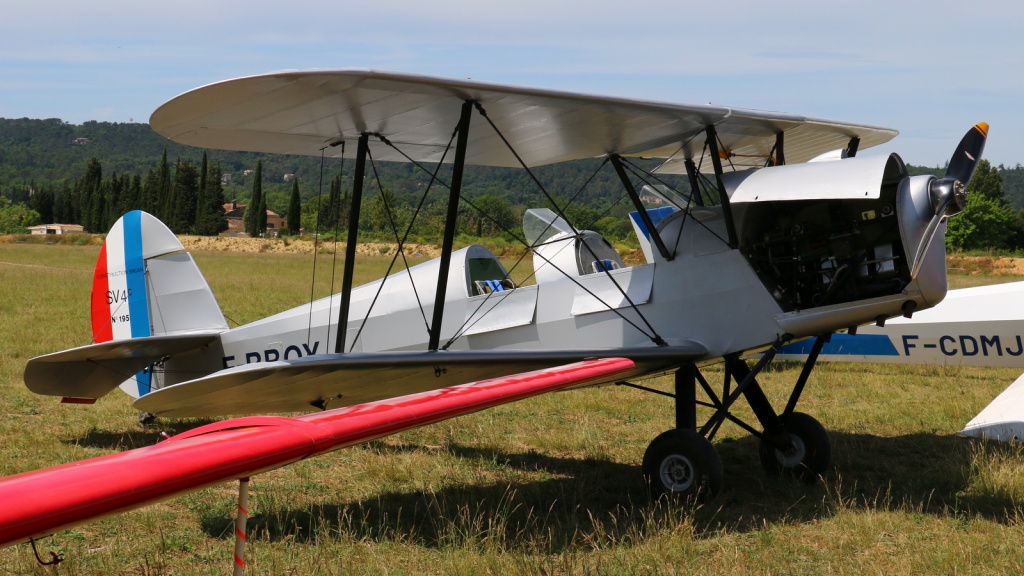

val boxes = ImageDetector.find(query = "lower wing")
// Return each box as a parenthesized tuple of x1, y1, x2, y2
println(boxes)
(133, 345, 706, 418)
(0, 357, 634, 550)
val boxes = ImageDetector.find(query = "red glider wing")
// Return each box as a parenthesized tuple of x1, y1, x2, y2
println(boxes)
(0, 357, 634, 549)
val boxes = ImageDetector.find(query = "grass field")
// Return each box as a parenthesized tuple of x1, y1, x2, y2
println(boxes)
(2, 242, 1024, 575)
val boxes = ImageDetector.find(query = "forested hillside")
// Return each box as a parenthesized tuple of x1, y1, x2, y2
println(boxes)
(1, 117, 1022, 250)
(0, 117, 686, 239)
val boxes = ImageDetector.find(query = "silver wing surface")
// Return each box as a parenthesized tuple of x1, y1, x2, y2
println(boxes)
(132, 345, 706, 418)
(25, 333, 222, 399)
(150, 69, 897, 172)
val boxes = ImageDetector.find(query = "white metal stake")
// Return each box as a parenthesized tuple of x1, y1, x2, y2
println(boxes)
(233, 477, 250, 576)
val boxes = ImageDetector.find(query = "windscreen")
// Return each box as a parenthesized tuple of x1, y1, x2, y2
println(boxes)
(523, 208, 574, 246)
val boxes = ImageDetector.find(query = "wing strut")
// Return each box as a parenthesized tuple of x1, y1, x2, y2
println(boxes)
(773, 131, 786, 166)
(335, 132, 369, 354)
(428, 100, 473, 350)
(610, 154, 674, 261)
(846, 137, 860, 157)
(705, 125, 739, 248)
(684, 159, 705, 206)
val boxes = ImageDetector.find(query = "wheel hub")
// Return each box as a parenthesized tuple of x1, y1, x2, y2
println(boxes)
(659, 454, 695, 491)
(775, 434, 806, 468)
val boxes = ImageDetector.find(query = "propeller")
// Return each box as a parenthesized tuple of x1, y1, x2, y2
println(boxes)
(929, 122, 989, 217)
(909, 122, 988, 279)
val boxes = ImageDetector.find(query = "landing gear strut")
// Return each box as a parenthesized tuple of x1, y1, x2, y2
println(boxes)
(624, 335, 832, 500)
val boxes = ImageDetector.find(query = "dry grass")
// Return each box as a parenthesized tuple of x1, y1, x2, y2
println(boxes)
(2, 244, 1024, 574)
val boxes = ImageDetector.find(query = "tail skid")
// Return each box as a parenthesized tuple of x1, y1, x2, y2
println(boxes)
(25, 211, 228, 401)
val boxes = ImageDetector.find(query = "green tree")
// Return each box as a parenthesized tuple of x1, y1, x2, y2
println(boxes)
(170, 159, 199, 233)
(195, 160, 228, 236)
(30, 186, 54, 224)
(968, 160, 1005, 204)
(287, 178, 302, 234)
(0, 198, 41, 233)
(76, 158, 103, 232)
(244, 160, 263, 237)
(946, 192, 1018, 251)
(141, 150, 170, 217)
(257, 191, 268, 236)
(466, 194, 516, 237)
(54, 181, 72, 224)
(318, 174, 343, 233)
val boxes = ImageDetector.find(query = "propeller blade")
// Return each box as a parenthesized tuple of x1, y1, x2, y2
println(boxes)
(945, 122, 989, 185)
(910, 123, 989, 279)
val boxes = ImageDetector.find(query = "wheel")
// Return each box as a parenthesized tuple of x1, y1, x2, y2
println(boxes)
(759, 411, 831, 483)
(642, 429, 723, 501)
(138, 411, 157, 427)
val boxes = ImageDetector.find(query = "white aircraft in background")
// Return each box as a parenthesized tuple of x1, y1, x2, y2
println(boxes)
(23, 70, 989, 501)
(775, 280, 1024, 441)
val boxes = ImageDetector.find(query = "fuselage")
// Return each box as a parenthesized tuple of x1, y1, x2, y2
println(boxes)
(156, 151, 951, 398)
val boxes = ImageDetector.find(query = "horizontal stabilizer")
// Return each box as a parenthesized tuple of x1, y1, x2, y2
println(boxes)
(134, 344, 706, 418)
(0, 358, 635, 549)
(24, 333, 222, 399)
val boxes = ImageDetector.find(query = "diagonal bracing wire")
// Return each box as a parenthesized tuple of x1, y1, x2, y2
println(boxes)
(344, 129, 459, 352)
(468, 102, 667, 346)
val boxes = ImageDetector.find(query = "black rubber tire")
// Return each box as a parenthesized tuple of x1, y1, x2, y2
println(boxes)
(642, 429, 723, 501)
(138, 411, 157, 428)
(759, 411, 831, 483)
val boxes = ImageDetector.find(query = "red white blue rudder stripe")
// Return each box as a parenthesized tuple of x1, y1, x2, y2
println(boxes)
(91, 211, 184, 343)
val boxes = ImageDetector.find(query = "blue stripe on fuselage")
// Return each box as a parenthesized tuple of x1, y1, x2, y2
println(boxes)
(779, 333, 899, 356)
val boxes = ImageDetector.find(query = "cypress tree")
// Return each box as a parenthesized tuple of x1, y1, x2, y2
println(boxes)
(320, 174, 342, 233)
(127, 174, 142, 214)
(30, 185, 54, 223)
(257, 190, 268, 236)
(195, 152, 208, 228)
(55, 181, 72, 223)
(245, 160, 263, 237)
(170, 158, 199, 233)
(77, 158, 103, 231)
(155, 149, 171, 222)
(195, 161, 228, 235)
(287, 178, 301, 234)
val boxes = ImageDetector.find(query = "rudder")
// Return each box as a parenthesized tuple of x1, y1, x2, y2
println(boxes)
(25, 211, 229, 402)
(91, 210, 227, 342)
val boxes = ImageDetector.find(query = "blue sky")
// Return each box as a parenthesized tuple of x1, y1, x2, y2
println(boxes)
(2, 0, 1021, 167)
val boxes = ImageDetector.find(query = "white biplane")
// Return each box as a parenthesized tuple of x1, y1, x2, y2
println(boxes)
(24, 70, 988, 500)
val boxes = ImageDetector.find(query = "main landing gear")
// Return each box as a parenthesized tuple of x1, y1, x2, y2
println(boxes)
(623, 336, 831, 500)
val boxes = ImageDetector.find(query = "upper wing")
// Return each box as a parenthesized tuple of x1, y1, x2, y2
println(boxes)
(0, 358, 634, 550)
(150, 69, 897, 171)
(133, 345, 706, 418)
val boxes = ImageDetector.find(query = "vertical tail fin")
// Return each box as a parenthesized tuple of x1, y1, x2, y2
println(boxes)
(91, 211, 170, 342)
(88, 211, 228, 398)
(91, 210, 228, 342)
